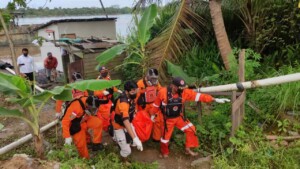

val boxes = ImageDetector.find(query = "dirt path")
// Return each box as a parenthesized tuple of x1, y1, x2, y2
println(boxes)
(0, 100, 56, 144)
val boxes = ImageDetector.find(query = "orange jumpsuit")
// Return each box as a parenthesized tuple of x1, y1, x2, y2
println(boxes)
(136, 78, 162, 141)
(94, 76, 118, 132)
(57, 90, 102, 145)
(112, 94, 136, 157)
(150, 87, 214, 155)
(61, 97, 89, 158)
(55, 89, 88, 113)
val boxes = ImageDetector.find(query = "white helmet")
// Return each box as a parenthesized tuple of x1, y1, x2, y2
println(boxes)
(146, 68, 159, 86)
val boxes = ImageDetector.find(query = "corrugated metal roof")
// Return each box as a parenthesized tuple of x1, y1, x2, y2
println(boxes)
(32, 17, 117, 32)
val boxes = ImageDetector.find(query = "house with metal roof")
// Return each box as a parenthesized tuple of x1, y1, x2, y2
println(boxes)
(34, 17, 123, 82)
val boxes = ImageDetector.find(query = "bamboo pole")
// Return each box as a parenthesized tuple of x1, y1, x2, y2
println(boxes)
(0, 10, 19, 75)
(0, 120, 59, 155)
(196, 73, 300, 93)
(99, 0, 108, 18)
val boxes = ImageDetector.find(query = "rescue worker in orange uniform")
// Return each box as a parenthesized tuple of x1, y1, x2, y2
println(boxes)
(57, 72, 107, 151)
(55, 72, 88, 118)
(112, 81, 143, 161)
(62, 96, 107, 158)
(94, 66, 122, 132)
(136, 68, 162, 141)
(150, 77, 230, 158)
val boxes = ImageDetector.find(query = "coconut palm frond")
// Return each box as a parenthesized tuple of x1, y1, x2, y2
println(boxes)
(146, 0, 206, 83)
(133, 0, 163, 11)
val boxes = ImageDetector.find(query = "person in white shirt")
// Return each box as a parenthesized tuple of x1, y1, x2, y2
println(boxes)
(17, 48, 35, 90)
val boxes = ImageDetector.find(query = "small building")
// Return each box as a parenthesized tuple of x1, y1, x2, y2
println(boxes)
(33, 18, 123, 82)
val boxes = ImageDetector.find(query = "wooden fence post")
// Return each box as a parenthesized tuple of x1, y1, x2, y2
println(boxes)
(231, 49, 246, 136)
(238, 49, 246, 126)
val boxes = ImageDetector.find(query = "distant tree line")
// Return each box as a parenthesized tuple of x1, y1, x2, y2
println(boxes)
(20, 7, 131, 17)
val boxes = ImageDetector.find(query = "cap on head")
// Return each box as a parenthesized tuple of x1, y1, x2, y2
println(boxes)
(86, 96, 99, 108)
(124, 80, 138, 92)
(172, 77, 186, 87)
(47, 52, 52, 56)
(98, 66, 108, 72)
(72, 72, 83, 81)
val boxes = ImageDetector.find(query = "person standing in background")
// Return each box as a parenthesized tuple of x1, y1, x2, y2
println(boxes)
(17, 48, 35, 91)
(44, 52, 58, 83)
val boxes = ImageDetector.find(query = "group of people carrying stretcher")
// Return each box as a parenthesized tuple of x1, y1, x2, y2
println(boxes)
(55, 66, 230, 161)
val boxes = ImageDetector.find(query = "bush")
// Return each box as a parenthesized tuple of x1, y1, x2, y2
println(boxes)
(213, 128, 300, 168)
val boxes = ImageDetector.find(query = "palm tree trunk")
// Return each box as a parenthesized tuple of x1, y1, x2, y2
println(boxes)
(0, 10, 19, 75)
(209, 0, 232, 70)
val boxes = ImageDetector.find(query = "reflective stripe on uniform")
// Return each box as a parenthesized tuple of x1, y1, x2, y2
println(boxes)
(153, 103, 160, 108)
(181, 123, 193, 131)
(160, 138, 169, 143)
(195, 93, 201, 102)
(71, 112, 77, 116)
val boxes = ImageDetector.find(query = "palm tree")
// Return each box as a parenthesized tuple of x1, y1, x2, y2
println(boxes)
(135, 0, 233, 71)
(146, 0, 207, 82)
(209, 0, 232, 70)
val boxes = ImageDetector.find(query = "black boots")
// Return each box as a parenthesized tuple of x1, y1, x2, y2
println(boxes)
(92, 143, 104, 151)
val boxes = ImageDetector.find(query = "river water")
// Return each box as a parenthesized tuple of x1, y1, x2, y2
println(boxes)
(17, 14, 133, 37)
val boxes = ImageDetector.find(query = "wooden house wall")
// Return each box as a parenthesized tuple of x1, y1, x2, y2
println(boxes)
(83, 51, 125, 80)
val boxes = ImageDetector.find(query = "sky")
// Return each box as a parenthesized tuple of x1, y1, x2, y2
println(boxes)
(1, 0, 171, 9)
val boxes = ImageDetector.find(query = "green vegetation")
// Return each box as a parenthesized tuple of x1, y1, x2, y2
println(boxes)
(0, 72, 120, 158)
(1, 0, 300, 168)
(109, 1, 300, 168)
(19, 7, 131, 17)
(48, 145, 158, 169)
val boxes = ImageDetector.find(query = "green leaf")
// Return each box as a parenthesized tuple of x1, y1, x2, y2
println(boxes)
(52, 88, 73, 101)
(0, 107, 25, 118)
(68, 79, 121, 92)
(95, 44, 126, 66)
(5, 97, 32, 107)
(0, 72, 30, 96)
(166, 60, 196, 84)
(138, 4, 158, 47)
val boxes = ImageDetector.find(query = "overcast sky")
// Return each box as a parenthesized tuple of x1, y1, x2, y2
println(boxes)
(1, 0, 171, 9)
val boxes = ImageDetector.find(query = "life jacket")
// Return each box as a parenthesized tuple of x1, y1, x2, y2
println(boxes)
(113, 93, 136, 126)
(60, 89, 86, 117)
(61, 97, 86, 135)
(161, 87, 183, 118)
(143, 79, 157, 103)
(60, 96, 85, 121)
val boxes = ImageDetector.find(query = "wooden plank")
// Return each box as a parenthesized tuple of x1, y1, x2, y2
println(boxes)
(238, 49, 246, 127)
(231, 91, 237, 136)
(238, 49, 245, 82)
(232, 91, 246, 116)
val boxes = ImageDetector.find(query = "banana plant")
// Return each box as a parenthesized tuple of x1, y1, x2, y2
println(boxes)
(0, 72, 121, 158)
(96, 4, 158, 74)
